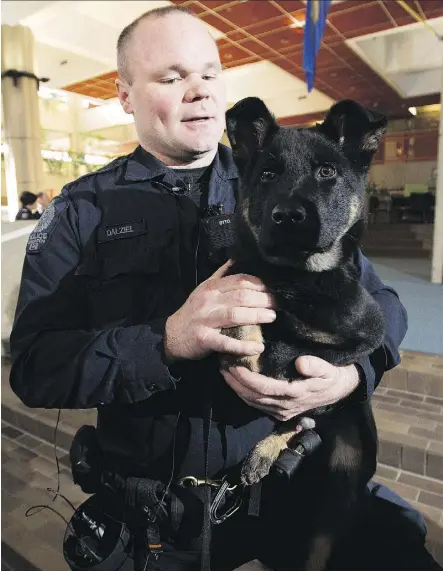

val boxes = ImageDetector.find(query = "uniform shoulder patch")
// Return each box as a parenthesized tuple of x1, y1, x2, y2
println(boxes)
(26, 196, 68, 254)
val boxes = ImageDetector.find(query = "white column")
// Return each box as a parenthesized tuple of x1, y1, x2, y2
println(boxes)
(431, 46, 443, 284)
(1, 25, 43, 221)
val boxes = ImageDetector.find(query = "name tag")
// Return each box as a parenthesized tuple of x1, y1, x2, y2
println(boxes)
(98, 220, 147, 243)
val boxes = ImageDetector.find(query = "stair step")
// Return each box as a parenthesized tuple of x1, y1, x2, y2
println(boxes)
(373, 378, 443, 480)
(362, 249, 428, 258)
(374, 465, 443, 565)
(383, 351, 443, 396)
(376, 353, 443, 482)
(363, 239, 423, 246)
(365, 231, 417, 238)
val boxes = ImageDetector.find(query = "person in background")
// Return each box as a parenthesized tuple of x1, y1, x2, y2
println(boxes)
(36, 191, 51, 214)
(15, 191, 51, 221)
(15, 191, 41, 221)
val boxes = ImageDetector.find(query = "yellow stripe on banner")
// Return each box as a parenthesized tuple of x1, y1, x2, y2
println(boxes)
(312, 0, 319, 24)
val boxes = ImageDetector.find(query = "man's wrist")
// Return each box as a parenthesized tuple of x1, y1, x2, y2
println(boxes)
(346, 363, 367, 404)
(163, 316, 178, 365)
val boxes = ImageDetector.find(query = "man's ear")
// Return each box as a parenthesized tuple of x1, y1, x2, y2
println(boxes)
(319, 100, 387, 167)
(115, 78, 133, 115)
(226, 97, 278, 171)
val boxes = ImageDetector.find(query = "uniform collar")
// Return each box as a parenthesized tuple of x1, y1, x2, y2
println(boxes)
(124, 144, 238, 182)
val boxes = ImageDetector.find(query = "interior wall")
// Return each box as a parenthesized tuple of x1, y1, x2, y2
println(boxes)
(369, 160, 437, 190)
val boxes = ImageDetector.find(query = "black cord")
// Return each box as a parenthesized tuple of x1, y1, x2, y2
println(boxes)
(200, 389, 213, 571)
(25, 408, 63, 517)
(24, 408, 77, 516)
(143, 411, 181, 571)
(23, 409, 105, 563)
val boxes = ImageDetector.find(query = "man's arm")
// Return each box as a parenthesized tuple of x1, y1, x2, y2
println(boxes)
(355, 251, 408, 399)
(10, 193, 177, 410)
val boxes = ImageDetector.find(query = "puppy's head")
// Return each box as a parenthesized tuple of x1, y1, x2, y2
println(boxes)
(226, 97, 386, 270)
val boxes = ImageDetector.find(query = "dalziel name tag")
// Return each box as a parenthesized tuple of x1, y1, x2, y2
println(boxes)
(97, 220, 147, 243)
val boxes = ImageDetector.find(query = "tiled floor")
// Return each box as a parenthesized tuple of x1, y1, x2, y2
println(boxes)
(2, 432, 87, 571)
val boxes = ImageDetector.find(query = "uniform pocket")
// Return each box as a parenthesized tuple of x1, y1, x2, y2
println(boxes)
(100, 246, 161, 280)
(75, 246, 166, 328)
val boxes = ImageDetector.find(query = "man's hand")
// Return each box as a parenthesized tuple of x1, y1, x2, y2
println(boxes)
(220, 356, 360, 421)
(164, 260, 276, 363)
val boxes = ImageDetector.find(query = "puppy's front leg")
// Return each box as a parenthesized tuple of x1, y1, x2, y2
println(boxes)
(241, 417, 314, 485)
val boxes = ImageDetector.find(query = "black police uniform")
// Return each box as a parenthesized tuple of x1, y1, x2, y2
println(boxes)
(15, 206, 41, 221)
(10, 144, 434, 570)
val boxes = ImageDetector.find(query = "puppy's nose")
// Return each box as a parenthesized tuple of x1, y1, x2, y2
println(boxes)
(271, 204, 307, 225)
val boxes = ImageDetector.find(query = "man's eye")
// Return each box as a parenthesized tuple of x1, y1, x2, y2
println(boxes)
(202, 75, 217, 81)
(261, 170, 276, 182)
(315, 164, 337, 179)
(161, 78, 181, 85)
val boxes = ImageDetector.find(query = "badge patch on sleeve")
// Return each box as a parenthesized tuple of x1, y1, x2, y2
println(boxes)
(26, 196, 68, 254)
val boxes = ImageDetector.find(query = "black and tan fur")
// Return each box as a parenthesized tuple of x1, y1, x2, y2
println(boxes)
(222, 98, 387, 569)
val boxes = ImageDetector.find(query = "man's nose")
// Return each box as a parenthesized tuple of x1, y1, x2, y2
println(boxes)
(183, 75, 211, 102)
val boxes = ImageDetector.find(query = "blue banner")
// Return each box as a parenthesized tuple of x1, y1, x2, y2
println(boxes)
(303, 0, 332, 92)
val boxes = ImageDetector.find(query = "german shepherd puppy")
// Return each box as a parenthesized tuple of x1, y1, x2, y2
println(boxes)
(222, 97, 387, 569)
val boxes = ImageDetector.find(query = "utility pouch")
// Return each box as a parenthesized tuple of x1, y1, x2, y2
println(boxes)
(200, 211, 235, 268)
(70, 425, 103, 494)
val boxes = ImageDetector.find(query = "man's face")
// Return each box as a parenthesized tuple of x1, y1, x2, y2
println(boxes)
(117, 13, 227, 164)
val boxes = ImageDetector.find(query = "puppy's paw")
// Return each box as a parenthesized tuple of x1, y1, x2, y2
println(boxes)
(241, 437, 285, 485)
(297, 416, 316, 431)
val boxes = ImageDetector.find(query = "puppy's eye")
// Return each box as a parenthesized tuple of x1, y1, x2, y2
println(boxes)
(261, 170, 276, 182)
(316, 164, 337, 179)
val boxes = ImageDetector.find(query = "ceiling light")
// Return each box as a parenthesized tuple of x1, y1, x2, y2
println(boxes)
(290, 17, 305, 28)
(408, 106, 417, 116)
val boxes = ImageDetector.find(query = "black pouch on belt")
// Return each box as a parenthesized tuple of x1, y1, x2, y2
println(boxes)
(70, 425, 103, 494)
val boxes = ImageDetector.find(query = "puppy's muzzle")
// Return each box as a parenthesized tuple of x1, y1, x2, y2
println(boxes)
(271, 203, 307, 226)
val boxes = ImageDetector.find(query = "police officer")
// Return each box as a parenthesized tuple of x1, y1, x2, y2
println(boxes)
(10, 5, 439, 571)
(15, 191, 41, 220)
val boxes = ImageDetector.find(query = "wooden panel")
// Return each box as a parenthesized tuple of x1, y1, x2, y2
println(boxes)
(216, 1, 283, 28)
(407, 131, 439, 161)
(275, 1, 305, 12)
(330, 2, 390, 35)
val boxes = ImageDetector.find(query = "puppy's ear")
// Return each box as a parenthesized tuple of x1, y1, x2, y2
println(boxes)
(226, 97, 278, 171)
(319, 100, 387, 168)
